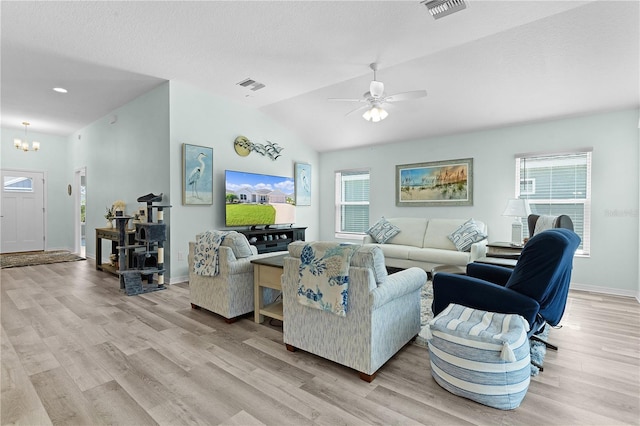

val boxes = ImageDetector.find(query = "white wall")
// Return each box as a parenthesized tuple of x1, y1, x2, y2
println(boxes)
(3, 81, 320, 284)
(319, 108, 640, 297)
(1, 128, 73, 250)
(5, 84, 635, 298)
(168, 81, 320, 282)
(69, 83, 171, 269)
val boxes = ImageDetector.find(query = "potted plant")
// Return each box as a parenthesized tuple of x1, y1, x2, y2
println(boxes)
(105, 206, 115, 228)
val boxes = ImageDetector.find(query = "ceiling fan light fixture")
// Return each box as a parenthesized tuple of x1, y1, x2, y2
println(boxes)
(363, 106, 388, 123)
(370, 80, 385, 98)
(421, 0, 467, 20)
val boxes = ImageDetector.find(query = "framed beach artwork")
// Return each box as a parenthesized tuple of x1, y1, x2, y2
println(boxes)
(396, 158, 473, 207)
(295, 162, 312, 206)
(182, 143, 213, 205)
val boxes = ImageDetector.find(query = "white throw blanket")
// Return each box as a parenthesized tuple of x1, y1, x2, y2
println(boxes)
(193, 230, 229, 276)
(297, 242, 358, 316)
(534, 215, 557, 235)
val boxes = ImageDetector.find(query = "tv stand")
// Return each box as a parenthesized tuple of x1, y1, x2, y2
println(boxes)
(238, 226, 306, 254)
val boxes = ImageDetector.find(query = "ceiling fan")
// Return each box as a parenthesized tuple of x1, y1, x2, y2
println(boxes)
(328, 63, 427, 122)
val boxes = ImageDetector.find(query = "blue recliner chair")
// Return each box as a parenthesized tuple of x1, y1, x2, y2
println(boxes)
(432, 228, 580, 357)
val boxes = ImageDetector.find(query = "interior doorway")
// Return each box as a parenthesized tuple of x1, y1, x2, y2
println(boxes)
(74, 167, 87, 257)
(1, 169, 46, 253)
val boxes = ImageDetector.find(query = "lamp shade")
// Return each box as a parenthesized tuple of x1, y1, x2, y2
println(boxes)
(502, 199, 531, 218)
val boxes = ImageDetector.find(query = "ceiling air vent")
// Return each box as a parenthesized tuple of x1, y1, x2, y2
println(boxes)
(237, 78, 266, 91)
(237, 78, 255, 87)
(420, 0, 467, 20)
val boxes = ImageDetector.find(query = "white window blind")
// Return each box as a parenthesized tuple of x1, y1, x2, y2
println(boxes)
(335, 169, 370, 235)
(516, 150, 592, 255)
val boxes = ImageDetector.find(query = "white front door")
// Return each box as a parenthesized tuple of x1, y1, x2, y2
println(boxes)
(1, 170, 45, 253)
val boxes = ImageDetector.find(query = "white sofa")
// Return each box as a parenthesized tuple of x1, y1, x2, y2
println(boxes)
(362, 217, 488, 273)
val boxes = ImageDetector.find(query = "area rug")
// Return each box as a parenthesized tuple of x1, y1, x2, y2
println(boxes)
(0, 250, 85, 269)
(416, 280, 547, 376)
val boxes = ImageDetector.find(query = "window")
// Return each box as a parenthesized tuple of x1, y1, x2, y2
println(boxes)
(335, 169, 370, 236)
(515, 150, 592, 255)
(3, 176, 34, 192)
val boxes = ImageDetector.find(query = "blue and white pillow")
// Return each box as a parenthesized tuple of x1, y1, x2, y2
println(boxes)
(448, 219, 487, 252)
(367, 217, 401, 244)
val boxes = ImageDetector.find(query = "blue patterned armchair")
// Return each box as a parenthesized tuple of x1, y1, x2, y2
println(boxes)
(282, 241, 427, 382)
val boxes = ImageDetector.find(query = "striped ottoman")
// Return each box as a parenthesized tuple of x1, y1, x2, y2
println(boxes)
(424, 303, 531, 410)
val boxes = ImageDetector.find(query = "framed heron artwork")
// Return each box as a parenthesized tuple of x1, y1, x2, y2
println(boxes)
(183, 143, 213, 205)
(295, 162, 311, 206)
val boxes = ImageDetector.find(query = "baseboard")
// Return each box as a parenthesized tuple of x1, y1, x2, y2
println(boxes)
(168, 276, 188, 285)
(571, 282, 640, 303)
(83, 253, 187, 286)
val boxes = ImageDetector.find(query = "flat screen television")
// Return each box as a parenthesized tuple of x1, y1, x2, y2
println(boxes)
(225, 170, 296, 228)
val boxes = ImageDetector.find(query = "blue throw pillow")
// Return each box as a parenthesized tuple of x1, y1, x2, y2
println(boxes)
(448, 219, 487, 252)
(367, 217, 400, 244)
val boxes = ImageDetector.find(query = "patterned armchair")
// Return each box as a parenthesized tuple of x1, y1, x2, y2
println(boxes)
(188, 231, 278, 323)
(282, 241, 427, 382)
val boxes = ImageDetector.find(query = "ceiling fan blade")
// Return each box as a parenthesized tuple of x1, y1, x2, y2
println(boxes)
(328, 97, 366, 102)
(384, 90, 427, 102)
(345, 104, 371, 117)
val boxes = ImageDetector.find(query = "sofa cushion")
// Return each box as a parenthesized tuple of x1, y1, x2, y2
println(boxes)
(407, 247, 471, 266)
(422, 219, 468, 250)
(385, 217, 429, 247)
(367, 217, 401, 244)
(221, 231, 254, 259)
(375, 244, 412, 261)
(448, 219, 488, 252)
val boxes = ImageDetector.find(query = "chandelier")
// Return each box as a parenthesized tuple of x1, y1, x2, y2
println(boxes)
(14, 122, 40, 152)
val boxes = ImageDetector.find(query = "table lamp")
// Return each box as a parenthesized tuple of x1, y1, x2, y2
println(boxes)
(502, 199, 531, 246)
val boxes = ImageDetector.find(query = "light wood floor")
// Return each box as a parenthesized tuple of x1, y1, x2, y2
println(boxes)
(2, 259, 639, 425)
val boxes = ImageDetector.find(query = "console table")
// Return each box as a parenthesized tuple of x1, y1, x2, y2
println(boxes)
(95, 227, 135, 276)
(474, 256, 518, 268)
(486, 242, 523, 260)
(251, 253, 287, 323)
(238, 227, 306, 254)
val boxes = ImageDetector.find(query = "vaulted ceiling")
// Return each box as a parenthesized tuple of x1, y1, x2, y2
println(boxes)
(1, 1, 638, 152)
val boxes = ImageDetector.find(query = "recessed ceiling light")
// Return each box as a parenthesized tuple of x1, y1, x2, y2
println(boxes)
(53, 87, 68, 93)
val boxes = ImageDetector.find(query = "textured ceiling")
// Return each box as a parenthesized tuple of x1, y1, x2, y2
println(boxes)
(1, 1, 638, 152)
